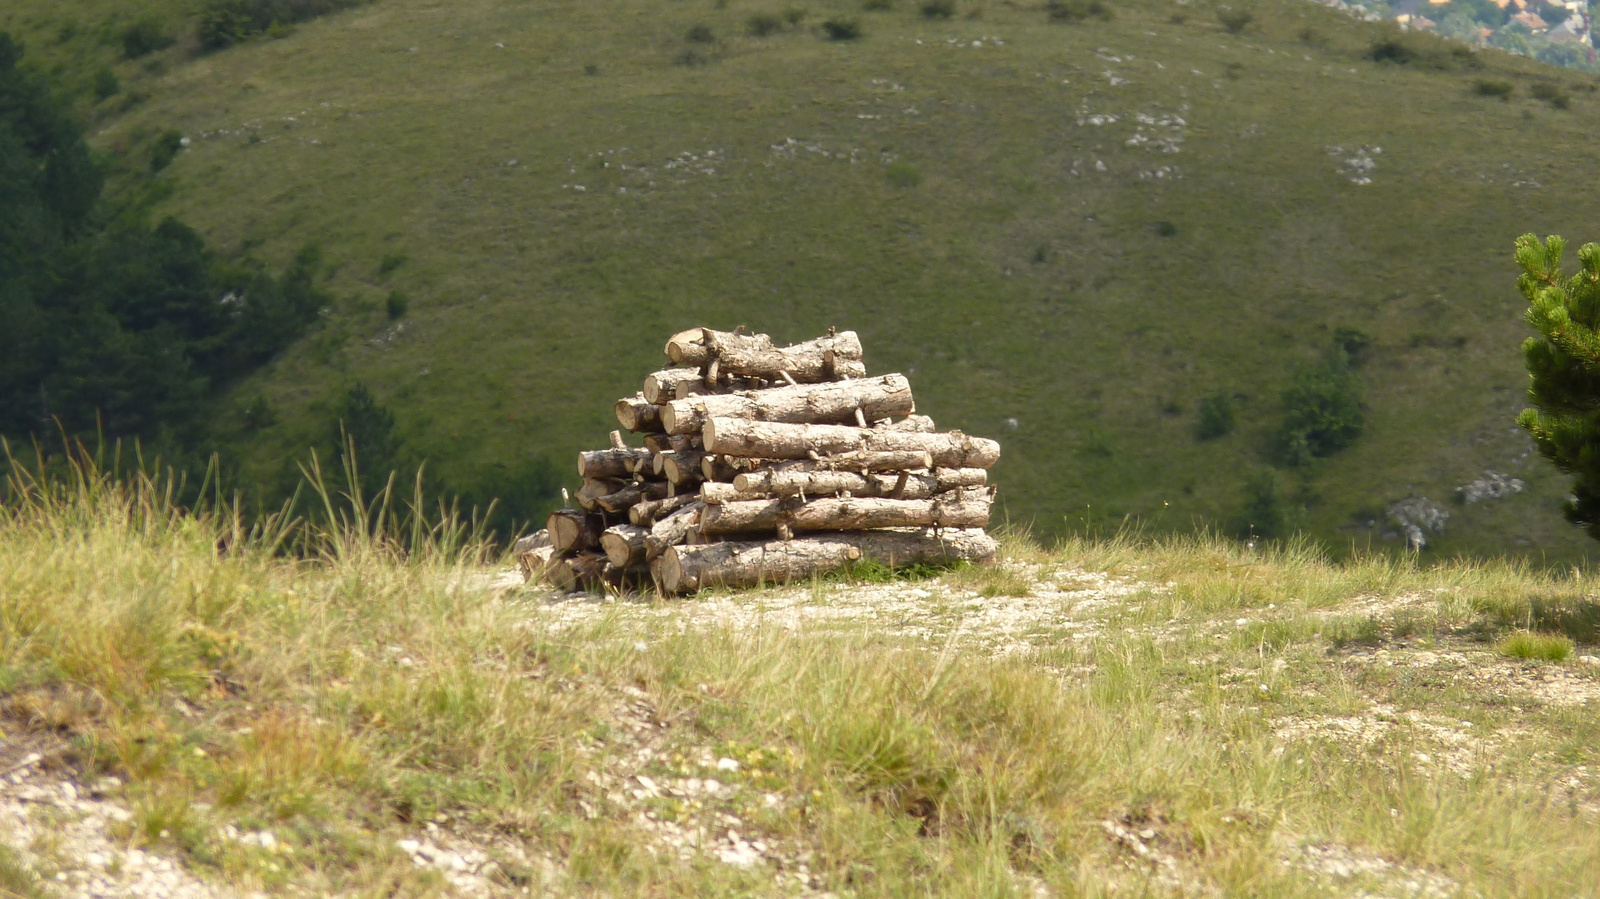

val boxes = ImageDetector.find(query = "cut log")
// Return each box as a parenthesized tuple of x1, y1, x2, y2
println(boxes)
(661, 449, 706, 486)
(596, 480, 670, 514)
(703, 419, 1001, 469)
(666, 329, 866, 381)
(544, 552, 609, 592)
(630, 492, 700, 526)
(600, 524, 650, 568)
(657, 528, 999, 594)
(578, 447, 654, 479)
(733, 467, 988, 499)
(659, 374, 914, 436)
(879, 414, 936, 433)
(516, 545, 555, 582)
(701, 454, 753, 482)
(643, 368, 762, 403)
(545, 553, 651, 593)
(548, 509, 608, 553)
(643, 369, 705, 405)
(700, 488, 992, 536)
(665, 328, 773, 366)
(700, 482, 742, 505)
(512, 529, 552, 555)
(615, 395, 666, 433)
(575, 478, 627, 512)
(644, 501, 705, 561)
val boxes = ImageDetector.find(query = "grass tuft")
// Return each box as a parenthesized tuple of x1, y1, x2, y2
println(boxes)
(1497, 631, 1574, 663)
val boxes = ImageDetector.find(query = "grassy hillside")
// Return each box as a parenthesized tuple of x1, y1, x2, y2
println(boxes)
(6, 0, 1600, 560)
(3, 456, 1600, 895)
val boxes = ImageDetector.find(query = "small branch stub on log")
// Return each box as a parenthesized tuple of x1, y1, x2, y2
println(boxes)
(699, 488, 992, 536)
(657, 528, 999, 594)
(704, 418, 1001, 469)
(659, 373, 914, 436)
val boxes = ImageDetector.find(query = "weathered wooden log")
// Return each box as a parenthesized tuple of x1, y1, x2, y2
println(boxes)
(575, 478, 626, 512)
(644, 501, 705, 561)
(659, 374, 914, 436)
(615, 395, 666, 433)
(731, 467, 988, 499)
(700, 488, 991, 536)
(880, 414, 936, 433)
(629, 492, 700, 526)
(544, 552, 609, 592)
(661, 449, 706, 486)
(600, 524, 650, 568)
(596, 480, 670, 514)
(704, 419, 1001, 469)
(578, 447, 653, 479)
(657, 528, 999, 594)
(548, 509, 608, 553)
(643, 369, 763, 404)
(666, 328, 866, 381)
(701, 454, 752, 482)
(665, 328, 773, 366)
(545, 553, 652, 593)
(700, 482, 742, 505)
(512, 529, 552, 556)
(517, 545, 556, 582)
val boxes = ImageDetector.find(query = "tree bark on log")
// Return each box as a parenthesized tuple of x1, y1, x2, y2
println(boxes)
(661, 450, 705, 486)
(704, 419, 1001, 469)
(596, 481, 670, 514)
(644, 369, 763, 404)
(517, 545, 555, 582)
(548, 509, 609, 553)
(575, 478, 626, 512)
(665, 328, 773, 366)
(630, 493, 700, 526)
(615, 395, 666, 433)
(731, 467, 987, 499)
(659, 374, 914, 436)
(545, 553, 651, 593)
(657, 528, 999, 594)
(578, 448, 654, 479)
(699, 488, 991, 535)
(699, 482, 742, 505)
(600, 524, 650, 568)
(666, 329, 866, 381)
(880, 414, 936, 433)
(645, 501, 705, 561)
(701, 454, 753, 482)
(512, 529, 552, 555)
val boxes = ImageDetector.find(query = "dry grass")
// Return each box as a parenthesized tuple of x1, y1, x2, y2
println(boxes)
(2, 451, 1600, 894)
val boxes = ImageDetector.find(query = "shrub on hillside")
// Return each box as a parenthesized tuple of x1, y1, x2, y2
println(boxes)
(1047, 0, 1115, 21)
(864, 0, 895, 10)
(922, 0, 957, 18)
(1474, 78, 1514, 99)
(1275, 342, 1364, 468)
(93, 67, 120, 100)
(822, 18, 862, 40)
(150, 129, 185, 172)
(1230, 469, 1301, 539)
(686, 25, 716, 43)
(198, 0, 368, 49)
(1370, 28, 1478, 69)
(748, 13, 784, 35)
(1195, 392, 1235, 440)
(1218, 8, 1253, 34)
(1530, 81, 1570, 108)
(120, 18, 174, 58)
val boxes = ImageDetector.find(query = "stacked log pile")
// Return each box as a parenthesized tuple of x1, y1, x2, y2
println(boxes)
(517, 327, 1001, 594)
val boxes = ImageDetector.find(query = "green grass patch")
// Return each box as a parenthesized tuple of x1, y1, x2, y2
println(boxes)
(1497, 631, 1574, 662)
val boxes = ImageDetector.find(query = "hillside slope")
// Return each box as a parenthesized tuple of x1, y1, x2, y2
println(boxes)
(6, 0, 1600, 559)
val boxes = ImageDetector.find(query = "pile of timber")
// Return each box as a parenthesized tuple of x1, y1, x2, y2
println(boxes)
(514, 327, 1002, 594)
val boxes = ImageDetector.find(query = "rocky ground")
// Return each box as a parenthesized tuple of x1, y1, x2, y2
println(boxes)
(1, 554, 1595, 896)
